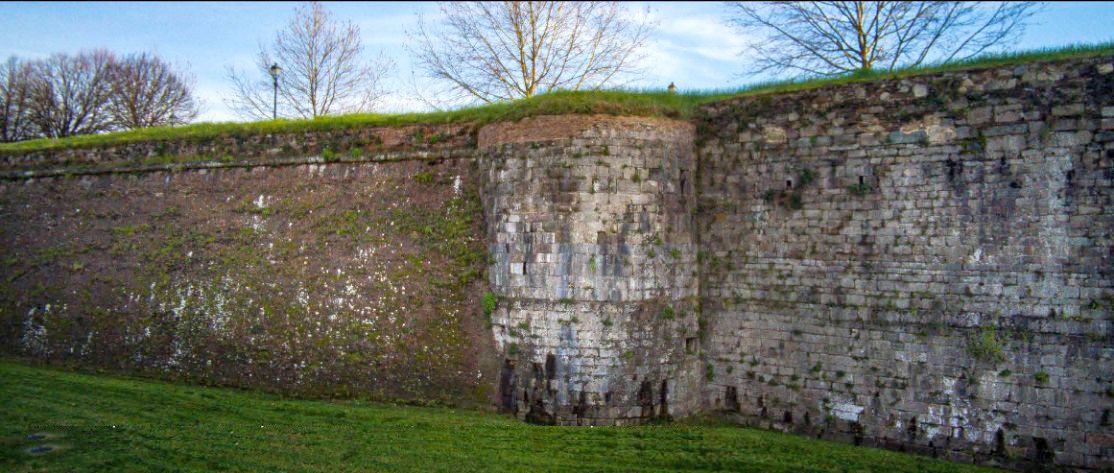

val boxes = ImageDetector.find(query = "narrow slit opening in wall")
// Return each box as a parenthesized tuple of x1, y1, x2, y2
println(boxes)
(499, 359, 517, 410)
(685, 337, 697, 354)
(576, 391, 589, 418)
(725, 386, 740, 412)
(858, 175, 864, 185)
(521, 262, 527, 274)
(1033, 437, 1053, 462)
(545, 353, 556, 380)
(638, 381, 654, 417)
(786, 179, 793, 189)
(639, 381, 653, 403)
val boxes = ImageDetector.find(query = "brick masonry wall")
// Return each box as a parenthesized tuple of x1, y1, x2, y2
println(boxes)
(695, 55, 1114, 469)
(478, 115, 703, 425)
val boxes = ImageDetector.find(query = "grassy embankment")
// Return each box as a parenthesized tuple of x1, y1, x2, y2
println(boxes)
(0, 360, 998, 472)
(0, 42, 1111, 154)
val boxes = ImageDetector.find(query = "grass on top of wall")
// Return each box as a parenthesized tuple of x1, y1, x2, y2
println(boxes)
(1, 41, 1111, 154)
(0, 359, 999, 472)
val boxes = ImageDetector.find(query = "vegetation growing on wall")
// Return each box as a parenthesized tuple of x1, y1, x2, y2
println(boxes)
(1, 42, 1110, 155)
(0, 161, 495, 404)
(966, 326, 1007, 363)
(1, 45, 1112, 471)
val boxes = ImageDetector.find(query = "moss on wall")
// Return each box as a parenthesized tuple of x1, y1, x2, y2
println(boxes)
(0, 159, 497, 406)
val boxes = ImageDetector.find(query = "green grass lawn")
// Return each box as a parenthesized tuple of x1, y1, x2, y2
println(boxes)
(1, 42, 1111, 155)
(0, 360, 995, 472)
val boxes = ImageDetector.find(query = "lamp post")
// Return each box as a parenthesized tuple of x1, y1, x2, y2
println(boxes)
(268, 63, 282, 120)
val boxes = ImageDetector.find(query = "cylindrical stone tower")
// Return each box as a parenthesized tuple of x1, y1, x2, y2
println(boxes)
(478, 115, 701, 425)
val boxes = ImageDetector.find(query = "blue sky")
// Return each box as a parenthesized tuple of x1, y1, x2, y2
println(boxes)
(2, 1, 1111, 122)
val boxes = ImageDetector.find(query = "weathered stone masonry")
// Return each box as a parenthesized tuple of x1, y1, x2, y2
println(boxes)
(478, 116, 703, 425)
(1, 55, 1111, 469)
(0, 150, 499, 404)
(695, 56, 1113, 469)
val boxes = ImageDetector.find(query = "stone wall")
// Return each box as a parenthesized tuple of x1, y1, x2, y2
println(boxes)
(0, 123, 474, 172)
(0, 156, 497, 404)
(695, 56, 1113, 469)
(478, 115, 703, 425)
(0, 53, 1111, 470)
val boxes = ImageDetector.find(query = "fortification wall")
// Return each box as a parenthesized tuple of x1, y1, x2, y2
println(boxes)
(478, 115, 702, 425)
(0, 153, 498, 404)
(695, 56, 1113, 469)
(0, 123, 475, 172)
(0, 53, 1111, 470)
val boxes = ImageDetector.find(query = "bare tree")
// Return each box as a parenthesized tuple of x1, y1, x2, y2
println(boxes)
(726, 1, 1040, 77)
(226, 2, 390, 120)
(26, 50, 117, 138)
(409, 1, 652, 105)
(109, 52, 199, 129)
(1, 57, 36, 142)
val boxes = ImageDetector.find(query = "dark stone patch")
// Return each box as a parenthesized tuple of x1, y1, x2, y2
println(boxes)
(26, 444, 61, 455)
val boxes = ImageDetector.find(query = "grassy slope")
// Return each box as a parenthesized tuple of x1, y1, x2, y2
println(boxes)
(0, 360, 996, 472)
(1, 42, 1111, 154)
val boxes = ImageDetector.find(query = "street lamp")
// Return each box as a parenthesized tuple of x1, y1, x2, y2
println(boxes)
(268, 63, 282, 120)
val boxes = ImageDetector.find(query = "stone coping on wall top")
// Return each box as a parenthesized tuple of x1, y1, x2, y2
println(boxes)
(3, 52, 1112, 166)
(0, 147, 476, 181)
(477, 114, 695, 148)
(0, 113, 697, 179)
(0, 122, 476, 155)
(696, 53, 1114, 114)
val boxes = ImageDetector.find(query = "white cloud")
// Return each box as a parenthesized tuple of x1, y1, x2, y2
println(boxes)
(194, 87, 238, 123)
(655, 16, 752, 62)
(630, 5, 759, 90)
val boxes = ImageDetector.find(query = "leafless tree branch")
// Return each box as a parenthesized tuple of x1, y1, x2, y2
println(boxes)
(225, 2, 392, 120)
(407, 1, 652, 105)
(727, 1, 1041, 78)
(1, 57, 36, 142)
(108, 52, 199, 129)
(26, 50, 117, 138)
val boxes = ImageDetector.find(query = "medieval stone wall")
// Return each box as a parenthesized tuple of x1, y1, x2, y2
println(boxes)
(695, 55, 1113, 469)
(0, 155, 497, 404)
(0, 123, 474, 172)
(478, 115, 703, 425)
(0, 54, 1111, 470)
